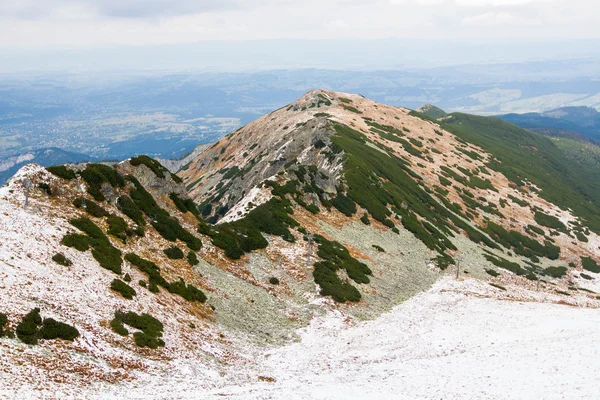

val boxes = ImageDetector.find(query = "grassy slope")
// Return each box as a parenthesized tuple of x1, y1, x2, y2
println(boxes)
(437, 113, 600, 233)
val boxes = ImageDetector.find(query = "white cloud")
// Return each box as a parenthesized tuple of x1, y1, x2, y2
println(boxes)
(462, 11, 541, 25)
(0, 0, 597, 48)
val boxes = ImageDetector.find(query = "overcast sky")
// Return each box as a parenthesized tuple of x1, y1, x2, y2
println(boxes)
(0, 0, 598, 48)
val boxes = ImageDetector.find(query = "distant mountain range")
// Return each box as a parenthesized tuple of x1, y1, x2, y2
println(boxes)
(496, 106, 600, 143)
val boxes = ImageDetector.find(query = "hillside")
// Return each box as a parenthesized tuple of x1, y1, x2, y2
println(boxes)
(1, 90, 600, 396)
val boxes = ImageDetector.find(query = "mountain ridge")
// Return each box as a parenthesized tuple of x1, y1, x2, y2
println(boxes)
(1, 90, 599, 395)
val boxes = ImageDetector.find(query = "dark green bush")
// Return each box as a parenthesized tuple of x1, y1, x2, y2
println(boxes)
(46, 165, 76, 180)
(52, 253, 72, 266)
(580, 273, 592, 280)
(73, 197, 109, 218)
(360, 213, 370, 225)
(107, 215, 130, 242)
(0, 313, 13, 338)
(92, 245, 123, 274)
(167, 279, 207, 303)
(485, 269, 500, 277)
(80, 163, 125, 201)
(489, 283, 507, 291)
(372, 245, 385, 252)
(110, 317, 129, 336)
(534, 211, 567, 231)
(117, 195, 146, 226)
(111, 279, 137, 299)
(187, 251, 199, 266)
(124, 273, 132, 282)
(305, 204, 320, 214)
(169, 193, 199, 217)
(582, 256, 600, 273)
(543, 266, 567, 278)
(130, 155, 167, 178)
(39, 318, 79, 341)
(164, 246, 184, 259)
(269, 277, 280, 285)
(149, 282, 159, 293)
(38, 182, 52, 195)
(133, 331, 165, 349)
(484, 254, 527, 276)
(331, 195, 357, 217)
(112, 311, 164, 348)
(16, 308, 42, 345)
(69, 217, 110, 247)
(61, 233, 91, 251)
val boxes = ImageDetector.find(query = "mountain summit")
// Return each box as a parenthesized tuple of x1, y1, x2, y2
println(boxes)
(1, 90, 599, 395)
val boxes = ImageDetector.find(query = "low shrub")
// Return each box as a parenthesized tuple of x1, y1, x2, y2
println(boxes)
(331, 195, 356, 217)
(0, 313, 13, 338)
(52, 253, 72, 266)
(581, 256, 600, 273)
(92, 245, 122, 274)
(111, 279, 137, 299)
(580, 273, 593, 280)
(133, 331, 165, 349)
(16, 308, 42, 345)
(164, 246, 184, 259)
(485, 269, 500, 277)
(73, 198, 109, 218)
(130, 155, 168, 179)
(123, 273, 132, 282)
(117, 195, 146, 226)
(360, 213, 370, 225)
(110, 318, 129, 336)
(372, 245, 385, 252)
(61, 233, 91, 251)
(269, 277, 280, 285)
(16, 308, 78, 344)
(46, 165, 76, 180)
(80, 163, 125, 201)
(543, 266, 567, 278)
(107, 215, 130, 242)
(38, 182, 52, 195)
(187, 251, 199, 266)
(534, 211, 567, 232)
(39, 318, 79, 341)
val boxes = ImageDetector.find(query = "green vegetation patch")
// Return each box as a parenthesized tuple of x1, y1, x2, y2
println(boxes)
(117, 195, 146, 226)
(127, 176, 201, 250)
(111, 279, 137, 299)
(581, 257, 600, 273)
(0, 313, 14, 338)
(130, 155, 168, 179)
(111, 311, 165, 349)
(65, 217, 123, 274)
(80, 163, 125, 202)
(52, 253, 72, 267)
(483, 221, 559, 260)
(73, 197, 109, 218)
(187, 250, 199, 266)
(534, 211, 567, 232)
(164, 246, 184, 259)
(16, 308, 79, 345)
(124, 253, 207, 303)
(107, 215, 132, 242)
(543, 266, 567, 278)
(342, 105, 362, 114)
(199, 197, 298, 259)
(484, 254, 527, 276)
(312, 235, 372, 303)
(46, 165, 76, 180)
(169, 193, 199, 218)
